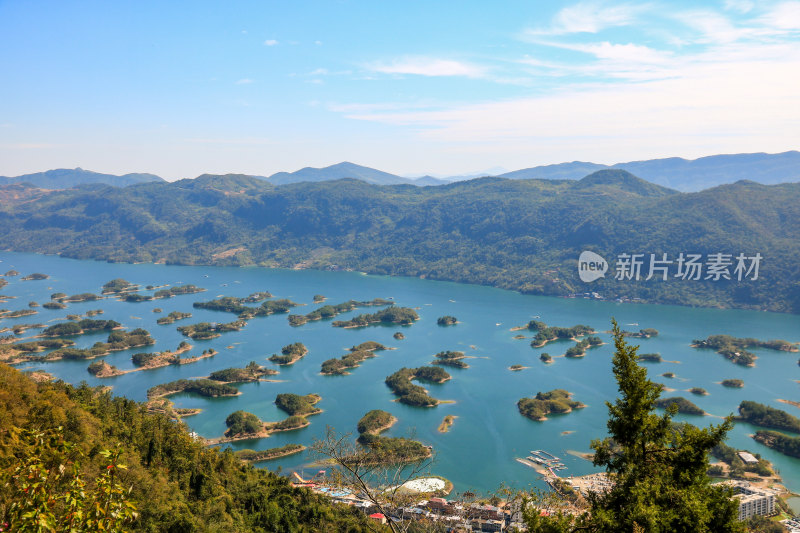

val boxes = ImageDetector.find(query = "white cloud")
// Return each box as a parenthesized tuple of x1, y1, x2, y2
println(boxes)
(314, 40, 323, 45)
(724, 0, 754, 14)
(235, 78, 254, 84)
(758, 1, 800, 30)
(369, 57, 488, 78)
(263, 39, 278, 46)
(525, 2, 644, 35)
(340, 48, 800, 164)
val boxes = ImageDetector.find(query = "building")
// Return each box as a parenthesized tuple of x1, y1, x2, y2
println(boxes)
(737, 451, 758, 464)
(471, 518, 505, 532)
(717, 480, 776, 520)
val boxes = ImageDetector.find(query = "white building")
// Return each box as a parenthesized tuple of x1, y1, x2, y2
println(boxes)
(717, 480, 776, 520)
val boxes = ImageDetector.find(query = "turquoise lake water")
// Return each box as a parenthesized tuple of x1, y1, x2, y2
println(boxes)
(1, 251, 798, 498)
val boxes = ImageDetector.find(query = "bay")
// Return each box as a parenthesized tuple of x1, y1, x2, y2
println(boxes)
(1, 251, 798, 498)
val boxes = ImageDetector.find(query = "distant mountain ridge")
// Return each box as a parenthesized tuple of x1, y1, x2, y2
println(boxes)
(1, 169, 798, 313)
(0, 168, 164, 189)
(4, 151, 798, 190)
(498, 151, 800, 191)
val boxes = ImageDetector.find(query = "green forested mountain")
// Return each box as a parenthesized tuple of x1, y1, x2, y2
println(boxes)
(1, 170, 798, 312)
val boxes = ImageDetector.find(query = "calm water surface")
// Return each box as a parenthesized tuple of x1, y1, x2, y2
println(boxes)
(1, 252, 798, 497)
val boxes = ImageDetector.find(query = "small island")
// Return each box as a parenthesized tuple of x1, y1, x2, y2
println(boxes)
(393, 332, 405, 340)
(312, 294, 326, 303)
(193, 296, 299, 319)
(655, 397, 705, 415)
(0, 339, 74, 364)
(320, 343, 386, 375)
(209, 362, 278, 383)
(689, 387, 708, 396)
(720, 379, 744, 388)
(517, 389, 585, 421)
(234, 444, 306, 463)
(268, 342, 308, 365)
(736, 401, 800, 433)
(662, 372, 676, 378)
(619, 328, 659, 338)
(3, 270, 19, 276)
(509, 364, 527, 371)
(152, 284, 205, 299)
(34, 328, 156, 362)
(130, 343, 209, 370)
(357, 409, 397, 440)
(752, 430, 800, 459)
(437, 415, 457, 433)
(564, 336, 603, 358)
(0, 309, 37, 318)
(61, 293, 101, 303)
(41, 319, 121, 338)
(385, 366, 450, 407)
(332, 306, 419, 328)
(524, 320, 596, 348)
(156, 311, 192, 325)
(177, 320, 247, 339)
(288, 298, 393, 326)
(355, 413, 431, 463)
(431, 350, 469, 369)
(638, 353, 662, 363)
(691, 334, 798, 367)
(436, 315, 458, 326)
(275, 393, 322, 417)
(101, 278, 138, 294)
(42, 301, 66, 310)
(87, 359, 124, 377)
(21, 273, 49, 281)
(540, 353, 553, 363)
(147, 379, 240, 400)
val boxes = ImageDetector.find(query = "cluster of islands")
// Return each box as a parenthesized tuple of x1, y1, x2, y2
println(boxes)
(1, 267, 799, 497)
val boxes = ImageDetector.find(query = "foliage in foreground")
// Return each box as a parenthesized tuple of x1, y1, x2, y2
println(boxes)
(0, 363, 376, 532)
(523, 320, 743, 532)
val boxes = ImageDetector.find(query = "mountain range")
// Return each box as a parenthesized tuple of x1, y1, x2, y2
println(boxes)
(3, 151, 798, 191)
(1, 168, 797, 313)
(0, 168, 164, 189)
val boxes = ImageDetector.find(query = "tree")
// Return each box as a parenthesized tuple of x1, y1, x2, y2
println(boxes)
(522, 319, 743, 533)
(1, 427, 137, 532)
(311, 426, 434, 533)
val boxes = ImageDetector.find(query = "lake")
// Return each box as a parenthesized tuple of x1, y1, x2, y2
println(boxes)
(1, 251, 798, 499)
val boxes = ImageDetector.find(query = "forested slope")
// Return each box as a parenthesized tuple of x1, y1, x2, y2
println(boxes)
(1, 170, 798, 312)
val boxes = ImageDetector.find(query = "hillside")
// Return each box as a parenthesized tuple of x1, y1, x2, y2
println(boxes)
(0, 167, 164, 189)
(0, 171, 798, 312)
(0, 364, 376, 531)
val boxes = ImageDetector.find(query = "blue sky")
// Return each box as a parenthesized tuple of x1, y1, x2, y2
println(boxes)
(1, 0, 798, 180)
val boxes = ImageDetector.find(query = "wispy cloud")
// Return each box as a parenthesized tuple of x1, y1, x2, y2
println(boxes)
(757, 1, 800, 31)
(263, 39, 278, 46)
(724, 0, 754, 14)
(368, 56, 489, 78)
(525, 2, 645, 35)
(235, 78, 254, 85)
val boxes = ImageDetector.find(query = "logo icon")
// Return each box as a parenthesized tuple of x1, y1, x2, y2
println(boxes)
(578, 251, 608, 282)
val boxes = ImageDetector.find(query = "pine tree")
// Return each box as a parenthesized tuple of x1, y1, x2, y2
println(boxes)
(522, 319, 743, 532)
(587, 319, 742, 532)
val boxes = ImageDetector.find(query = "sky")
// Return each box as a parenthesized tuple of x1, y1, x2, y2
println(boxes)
(1, 0, 799, 180)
